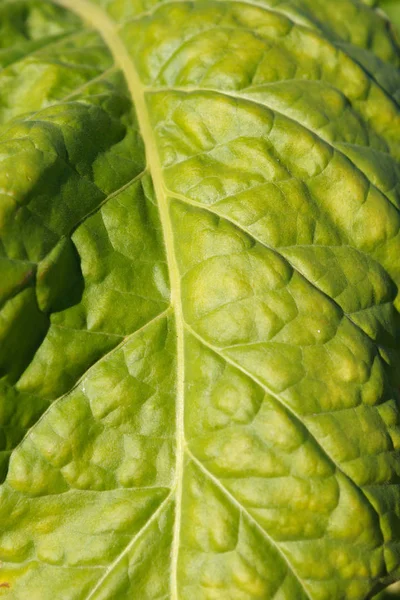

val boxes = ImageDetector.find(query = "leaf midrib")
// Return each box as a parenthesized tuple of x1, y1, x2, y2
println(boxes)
(50, 1, 186, 597)
(50, 1, 316, 598)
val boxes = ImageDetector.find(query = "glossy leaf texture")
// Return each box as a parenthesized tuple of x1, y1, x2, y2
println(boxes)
(0, 0, 400, 598)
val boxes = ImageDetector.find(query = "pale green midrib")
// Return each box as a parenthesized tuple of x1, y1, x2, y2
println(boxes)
(38, 0, 393, 595)
(50, 1, 186, 598)
(145, 86, 400, 214)
(166, 189, 391, 353)
(48, 2, 320, 598)
(7, 3, 400, 215)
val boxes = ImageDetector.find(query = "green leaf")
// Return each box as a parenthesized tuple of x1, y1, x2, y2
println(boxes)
(380, 2, 400, 40)
(0, 0, 399, 598)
